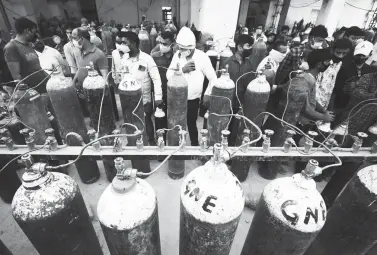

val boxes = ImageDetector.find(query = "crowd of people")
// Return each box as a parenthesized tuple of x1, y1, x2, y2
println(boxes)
(1, 15, 377, 151)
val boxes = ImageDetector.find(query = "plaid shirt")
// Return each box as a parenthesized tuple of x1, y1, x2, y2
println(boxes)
(346, 72, 377, 135)
(275, 44, 311, 85)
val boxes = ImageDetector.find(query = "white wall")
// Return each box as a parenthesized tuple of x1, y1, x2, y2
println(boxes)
(48, 1, 81, 19)
(285, 0, 323, 29)
(95, 0, 177, 25)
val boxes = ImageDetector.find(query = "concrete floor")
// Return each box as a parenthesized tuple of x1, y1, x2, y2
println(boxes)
(0, 95, 328, 254)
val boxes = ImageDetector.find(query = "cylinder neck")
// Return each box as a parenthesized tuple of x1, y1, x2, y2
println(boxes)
(21, 155, 51, 189)
(112, 157, 137, 193)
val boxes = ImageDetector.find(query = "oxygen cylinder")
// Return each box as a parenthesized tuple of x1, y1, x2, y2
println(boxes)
(208, 68, 235, 145)
(231, 128, 251, 182)
(206, 44, 218, 70)
(167, 66, 188, 179)
(46, 111, 62, 145)
(0, 153, 21, 203)
(180, 144, 244, 255)
(241, 160, 326, 255)
(12, 154, 103, 255)
(150, 25, 158, 49)
(263, 58, 276, 86)
(243, 71, 270, 133)
(118, 66, 151, 174)
(367, 122, 377, 147)
(305, 164, 377, 255)
(219, 45, 233, 70)
(0, 238, 12, 255)
(83, 63, 116, 144)
(203, 110, 209, 129)
(12, 83, 51, 144)
(1, 112, 24, 144)
(139, 25, 151, 54)
(250, 40, 268, 70)
(97, 158, 161, 255)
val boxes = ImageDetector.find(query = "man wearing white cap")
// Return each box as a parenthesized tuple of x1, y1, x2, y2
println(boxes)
(166, 27, 217, 146)
(332, 40, 376, 127)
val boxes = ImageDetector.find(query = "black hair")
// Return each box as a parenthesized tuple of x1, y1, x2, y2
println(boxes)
(235, 34, 254, 50)
(281, 25, 290, 31)
(77, 28, 90, 40)
(273, 40, 288, 50)
(66, 21, 75, 31)
(309, 25, 328, 38)
(193, 30, 202, 42)
(333, 38, 352, 50)
(14, 17, 37, 34)
(307, 48, 332, 69)
(257, 24, 263, 28)
(161, 30, 174, 41)
(345, 26, 364, 37)
(124, 31, 140, 48)
(118, 31, 127, 39)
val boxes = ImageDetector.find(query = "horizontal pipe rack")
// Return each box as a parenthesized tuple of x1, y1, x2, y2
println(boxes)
(0, 145, 376, 163)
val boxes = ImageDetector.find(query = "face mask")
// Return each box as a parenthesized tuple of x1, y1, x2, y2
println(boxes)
(118, 44, 130, 53)
(242, 31, 248, 35)
(34, 41, 45, 52)
(332, 55, 342, 63)
(72, 39, 82, 49)
(312, 41, 323, 49)
(355, 58, 366, 66)
(27, 31, 38, 42)
(269, 49, 286, 63)
(299, 61, 309, 70)
(242, 48, 252, 58)
(319, 63, 330, 73)
(256, 29, 262, 35)
(160, 44, 171, 54)
(356, 38, 364, 45)
(180, 49, 191, 58)
(115, 43, 121, 50)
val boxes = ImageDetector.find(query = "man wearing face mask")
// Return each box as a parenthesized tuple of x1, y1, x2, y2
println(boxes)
(332, 40, 376, 127)
(315, 38, 352, 132)
(120, 31, 163, 146)
(265, 49, 335, 146)
(254, 24, 267, 43)
(151, 30, 179, 107)
(89, 28, 104, 52)
(275, 25, 328, 85)
(71, 28, 109, 116)
(111, 32, 129, 86)
(344, 26, 365, 51)
(257, 40, 288, 74)
(34, 37, 69, 77)
(4, 17, 50, 94)
(166, 27, 217, 146)
(63, 22, 82, 77)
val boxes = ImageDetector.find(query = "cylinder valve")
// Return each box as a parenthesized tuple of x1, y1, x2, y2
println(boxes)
(283, 129, 296, 153)
(262, 129, 274, 153)
(0, 136, 14, 151)
(221, 130, 231, 150)
(324, 133, 338, 153)
(112, 129, 123, 152)
(200, 129, 209, 152)
(45, 128, 58, 151)
(136, 131, 144, 151)
(20, 128, 35, 150)
(88, 129, 101, 151)
(352, 132, 368, 153)
(156, 129, 165, 151)
(304, 131, 318, 153)
(241, 129, 251, 153)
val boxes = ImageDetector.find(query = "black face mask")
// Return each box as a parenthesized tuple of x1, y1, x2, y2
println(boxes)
(33, 41, 45, 52)
(332, 55, 343, 63)
(354, 58, 366, 66)
(242, 48, 252, 58)
(318, 63, 330, 73)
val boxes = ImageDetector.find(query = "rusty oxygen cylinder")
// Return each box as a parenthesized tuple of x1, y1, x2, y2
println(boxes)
(118, 66, 151, 175)
(167, 64, 188, 179)
(242, 160, 326, 255)
(12, 83, 51, 144)
(0, 238, 12, 255)
(305, 164, 377, 255)
(180, 143, 244, 255)
(139, 25, 151, 54)
(208, 67, 235, 145)
(46, 75, 88, 143)
(12, 154, 103, 255)
(97, 158, 161, 255)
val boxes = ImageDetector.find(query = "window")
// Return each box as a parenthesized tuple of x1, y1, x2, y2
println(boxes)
(162, 7, 172, 22)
